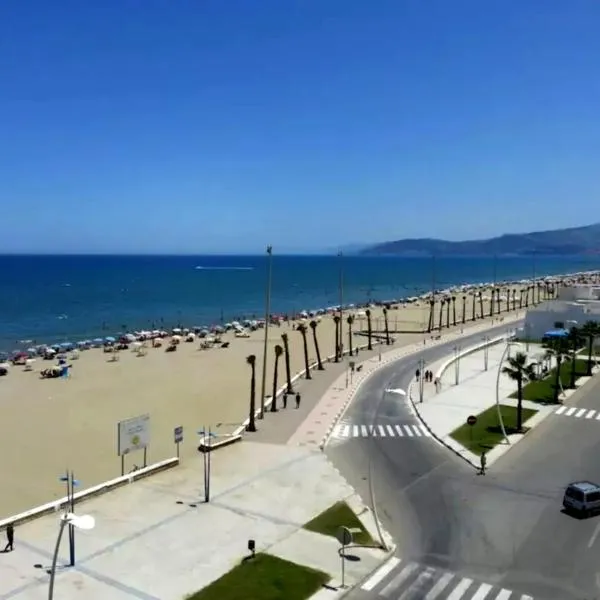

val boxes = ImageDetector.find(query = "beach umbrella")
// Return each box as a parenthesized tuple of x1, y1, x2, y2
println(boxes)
(105, 336, 116, 343)
(27, 347, 37, 354)
(60, 342, 73, 349)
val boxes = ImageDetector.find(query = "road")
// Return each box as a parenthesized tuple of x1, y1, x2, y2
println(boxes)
(327, 323, 600, 599)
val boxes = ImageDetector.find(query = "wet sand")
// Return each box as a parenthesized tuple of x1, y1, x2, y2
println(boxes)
(0, 284, 533, 518)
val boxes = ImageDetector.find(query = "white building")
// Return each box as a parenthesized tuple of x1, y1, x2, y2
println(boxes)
(521, 284, 600, 340)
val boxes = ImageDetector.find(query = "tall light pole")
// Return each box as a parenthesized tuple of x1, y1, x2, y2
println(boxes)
(454, 345, 461, 385)
(59, 471, 79, 567)
(48, 513, 95, 600)
(495, 338, 519, 445)
(418, 358, 425, 402)
(259, 245, 273, 419)
(483, 336, 489, 371)
(338, 251, 344, 359)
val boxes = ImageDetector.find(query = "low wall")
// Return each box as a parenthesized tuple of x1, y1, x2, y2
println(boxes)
(0, 457, 179, 529)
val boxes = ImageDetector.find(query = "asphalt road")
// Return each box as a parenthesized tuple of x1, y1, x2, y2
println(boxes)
(327, 323, 600, 600)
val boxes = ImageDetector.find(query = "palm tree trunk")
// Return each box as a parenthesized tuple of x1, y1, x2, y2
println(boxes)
(517, 378, 523, 431)
(282, 336, 293, 393)
(446, 300, 450, 328)
(334, 321, 340, 362)
(472, 295, 476, 321)
(489, 290, 494, 317)
(271, 355, 280, 411)
(384, 313, 390, 345)
(301, 331, 311, 379)
(479, 295, 484, 320)
(367, 314, 373, 350)
(462, 297, 466, 324)
(438, 301, 444, 330)
(427, 301, 435, 332)
(553, 356, 562, 403)
(570, 348, 577, 389)
(587, 336, 594, 377)
(452, 299, 457, 326)
(313, 329, 324, 370)
(248, 366, 257, 431)
(347, 324, 353, 356)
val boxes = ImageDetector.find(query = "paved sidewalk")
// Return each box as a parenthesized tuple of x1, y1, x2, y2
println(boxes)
(0, 443, 388, 600)
(409, 340, 599, 468)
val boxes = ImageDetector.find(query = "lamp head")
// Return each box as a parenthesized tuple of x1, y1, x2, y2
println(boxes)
(62, 513, 95, 530)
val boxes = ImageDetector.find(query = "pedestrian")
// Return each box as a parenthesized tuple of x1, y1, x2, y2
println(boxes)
(282, 393, 288, 409)
(4, 523, 14, 552)
(480, 452, 487, 476)
(295, 392, 301, 409)
(415, 368, 421, 381)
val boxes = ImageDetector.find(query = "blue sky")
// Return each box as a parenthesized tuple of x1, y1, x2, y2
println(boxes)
(1, 0, 599, 254)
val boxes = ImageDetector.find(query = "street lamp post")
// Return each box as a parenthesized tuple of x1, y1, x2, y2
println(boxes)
(483, 336, 489, 371)
(59, 471, 79, 567)
(418, 358, 425, 403)
(453, 346, 461, 385)
(495, 338, 519, 445)
(198, 428, 218, 503)
(338, 251, 344, 360)
(259, 245, 273, 419)
(48, 513, 95, 600)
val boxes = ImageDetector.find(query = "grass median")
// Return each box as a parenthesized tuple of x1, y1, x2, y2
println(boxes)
(186, 553, 329, 600)
(450, 405, 537, 456)
(303, 500, 374, 545)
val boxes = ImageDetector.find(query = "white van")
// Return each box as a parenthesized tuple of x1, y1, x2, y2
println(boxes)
(563, 481, 600, 516)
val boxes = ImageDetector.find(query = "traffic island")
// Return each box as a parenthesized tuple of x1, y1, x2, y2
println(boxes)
(303, 500, 374, 546)
(449, 404, 538, 456)
(185, 553, 329, 600)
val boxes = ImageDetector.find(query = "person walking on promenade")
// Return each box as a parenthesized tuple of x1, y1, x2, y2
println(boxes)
(295, 392, 301, 409)
(3, 523, 14, 552)
(282, 393, 288, 409)
(480, 452, 487, 476)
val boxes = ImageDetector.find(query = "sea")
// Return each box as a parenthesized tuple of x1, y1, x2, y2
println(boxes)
(1, 254, 599, 351)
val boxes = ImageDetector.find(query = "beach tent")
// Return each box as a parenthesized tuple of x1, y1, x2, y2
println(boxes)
(544, 328, 568, 338)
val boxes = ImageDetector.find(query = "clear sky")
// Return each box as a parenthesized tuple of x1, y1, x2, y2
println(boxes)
(1, 0, 599, 254)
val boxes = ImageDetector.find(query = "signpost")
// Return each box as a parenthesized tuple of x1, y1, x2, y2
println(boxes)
(198, 427, 218, 503)
(174, 426, 183, 458)
(467, 415, 477, 444)
(336, 526, 353, 588)
(117, 414, 150, 476)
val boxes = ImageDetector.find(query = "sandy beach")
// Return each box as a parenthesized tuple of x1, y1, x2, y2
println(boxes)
(0, 280, 554, 518)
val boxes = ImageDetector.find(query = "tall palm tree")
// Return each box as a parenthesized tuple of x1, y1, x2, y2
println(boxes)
(297, 323, 311, 379)
(333, 315, 341, 362)
(246, 354, 257, 432)
(365, 309, 373, 350)
(478, 291, 484, 320)
(309, 320, 324, 370)
(438, 298, 445, 330)
(567, 327, 581, 389)
(346, 315, 354, 356)
(581, 320, 600, 376)
(427, 298, 435, 332)
(511, 289, 516, 311)
(545, 338, 569, 403)
(383, 307, 391, 345)
(446, 296, 451, 328)
(518, 289, 523, 309)
(502, 352, 536, 432)
(471, 293, 477, 321)
(461, 295, 467, 324)
(504, 288, 509, 313)
(270, 345, 283, 412)
(281, 333, 294, 393)
(489, 288, 495, 317)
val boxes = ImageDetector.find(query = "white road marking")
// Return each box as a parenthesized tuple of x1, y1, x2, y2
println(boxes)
(470, 582, 493, 599)
(380, 562, 419, 596)
(360, 556, 401, 591)
(378, 424, 386, 437)
(555, 406, 567, 415)
(340, 424, 350, 437)
(586, 410, 596, 419)
(495, 590, 513, 600)
(566, 407, 577, 416)
(424, 571, 454, 599)
(386, 425, 395, 437)
(404, 425, 414, 437)
(412, 425, 423, 436)
(588, 522, 600, 548)
(576, 408, 587, 418)
(447, 577, 472, 599)
(353, 425, 359, 437)
(394, 425, 404, 436)
(361, 425, 368, 437)
(420, 424, 432, 436)
(397, 566, 436, 600)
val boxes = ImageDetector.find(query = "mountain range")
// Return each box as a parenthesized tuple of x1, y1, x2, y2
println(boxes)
(359, 223, 600, 256)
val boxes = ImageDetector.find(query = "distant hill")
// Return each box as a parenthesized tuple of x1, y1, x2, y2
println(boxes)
(361, 223, 600, 256)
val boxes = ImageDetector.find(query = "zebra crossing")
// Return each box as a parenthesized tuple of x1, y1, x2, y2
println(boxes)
(554, 405, 600, 420)
(361, 557, 534, 599)
(331, 421, 431, 439)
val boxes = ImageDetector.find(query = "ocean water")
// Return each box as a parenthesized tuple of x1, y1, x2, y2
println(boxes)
(1, 254, 599, 350)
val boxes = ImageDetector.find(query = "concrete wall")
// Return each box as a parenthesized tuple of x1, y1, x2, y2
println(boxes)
(522, 301, 600, 340)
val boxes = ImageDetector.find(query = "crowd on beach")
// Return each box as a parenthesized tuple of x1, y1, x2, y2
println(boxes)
(0, 270, 598, 379)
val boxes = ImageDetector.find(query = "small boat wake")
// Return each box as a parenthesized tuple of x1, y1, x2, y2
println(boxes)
(195, 266, 254, 271)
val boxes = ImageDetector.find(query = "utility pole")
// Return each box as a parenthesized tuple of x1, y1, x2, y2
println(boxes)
(338, 251, 344, 360)
(419, 358, 425, 403)
(259, 245, 273, 419)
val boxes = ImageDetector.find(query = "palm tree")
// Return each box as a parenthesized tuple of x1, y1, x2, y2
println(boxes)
(333, 315, 341, 362)
(489, 288, 495, 317)
(310, 320, 324, 370)
(446, 296, 451, 328)
(478, 291, 484, 320)
(270, 345, 283, 412)
(502, 352, 536, 432)
(246, 355, 257, 432)
(471, 293, 477, 321)
(504, 288, 509, 313)
(567, 327, 581, 389)
(383, 307, 391, 345)
(581, 320, 600, 376)
(346, 315, 354, 356)
(518, 289, 523, 309)
(461, 295, 467, 324)
(427, 298, 435, 332)
(281, 333, 294, 393)
(545, 338, 569, 404)
(297, 323, 311, 379)
(511, 289, 516, 311)
(438, 299, 445, 330)
(365, 309, 373, 350)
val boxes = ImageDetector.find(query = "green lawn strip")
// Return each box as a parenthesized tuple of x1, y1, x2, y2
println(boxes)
(450, 405, 537, 456)
(186, 553, 329, 600)
(303, 500, 374, 545)
(511, 358, 591, 403)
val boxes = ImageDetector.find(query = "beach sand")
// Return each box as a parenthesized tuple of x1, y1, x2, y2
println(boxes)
(0, 284, 532, 518)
